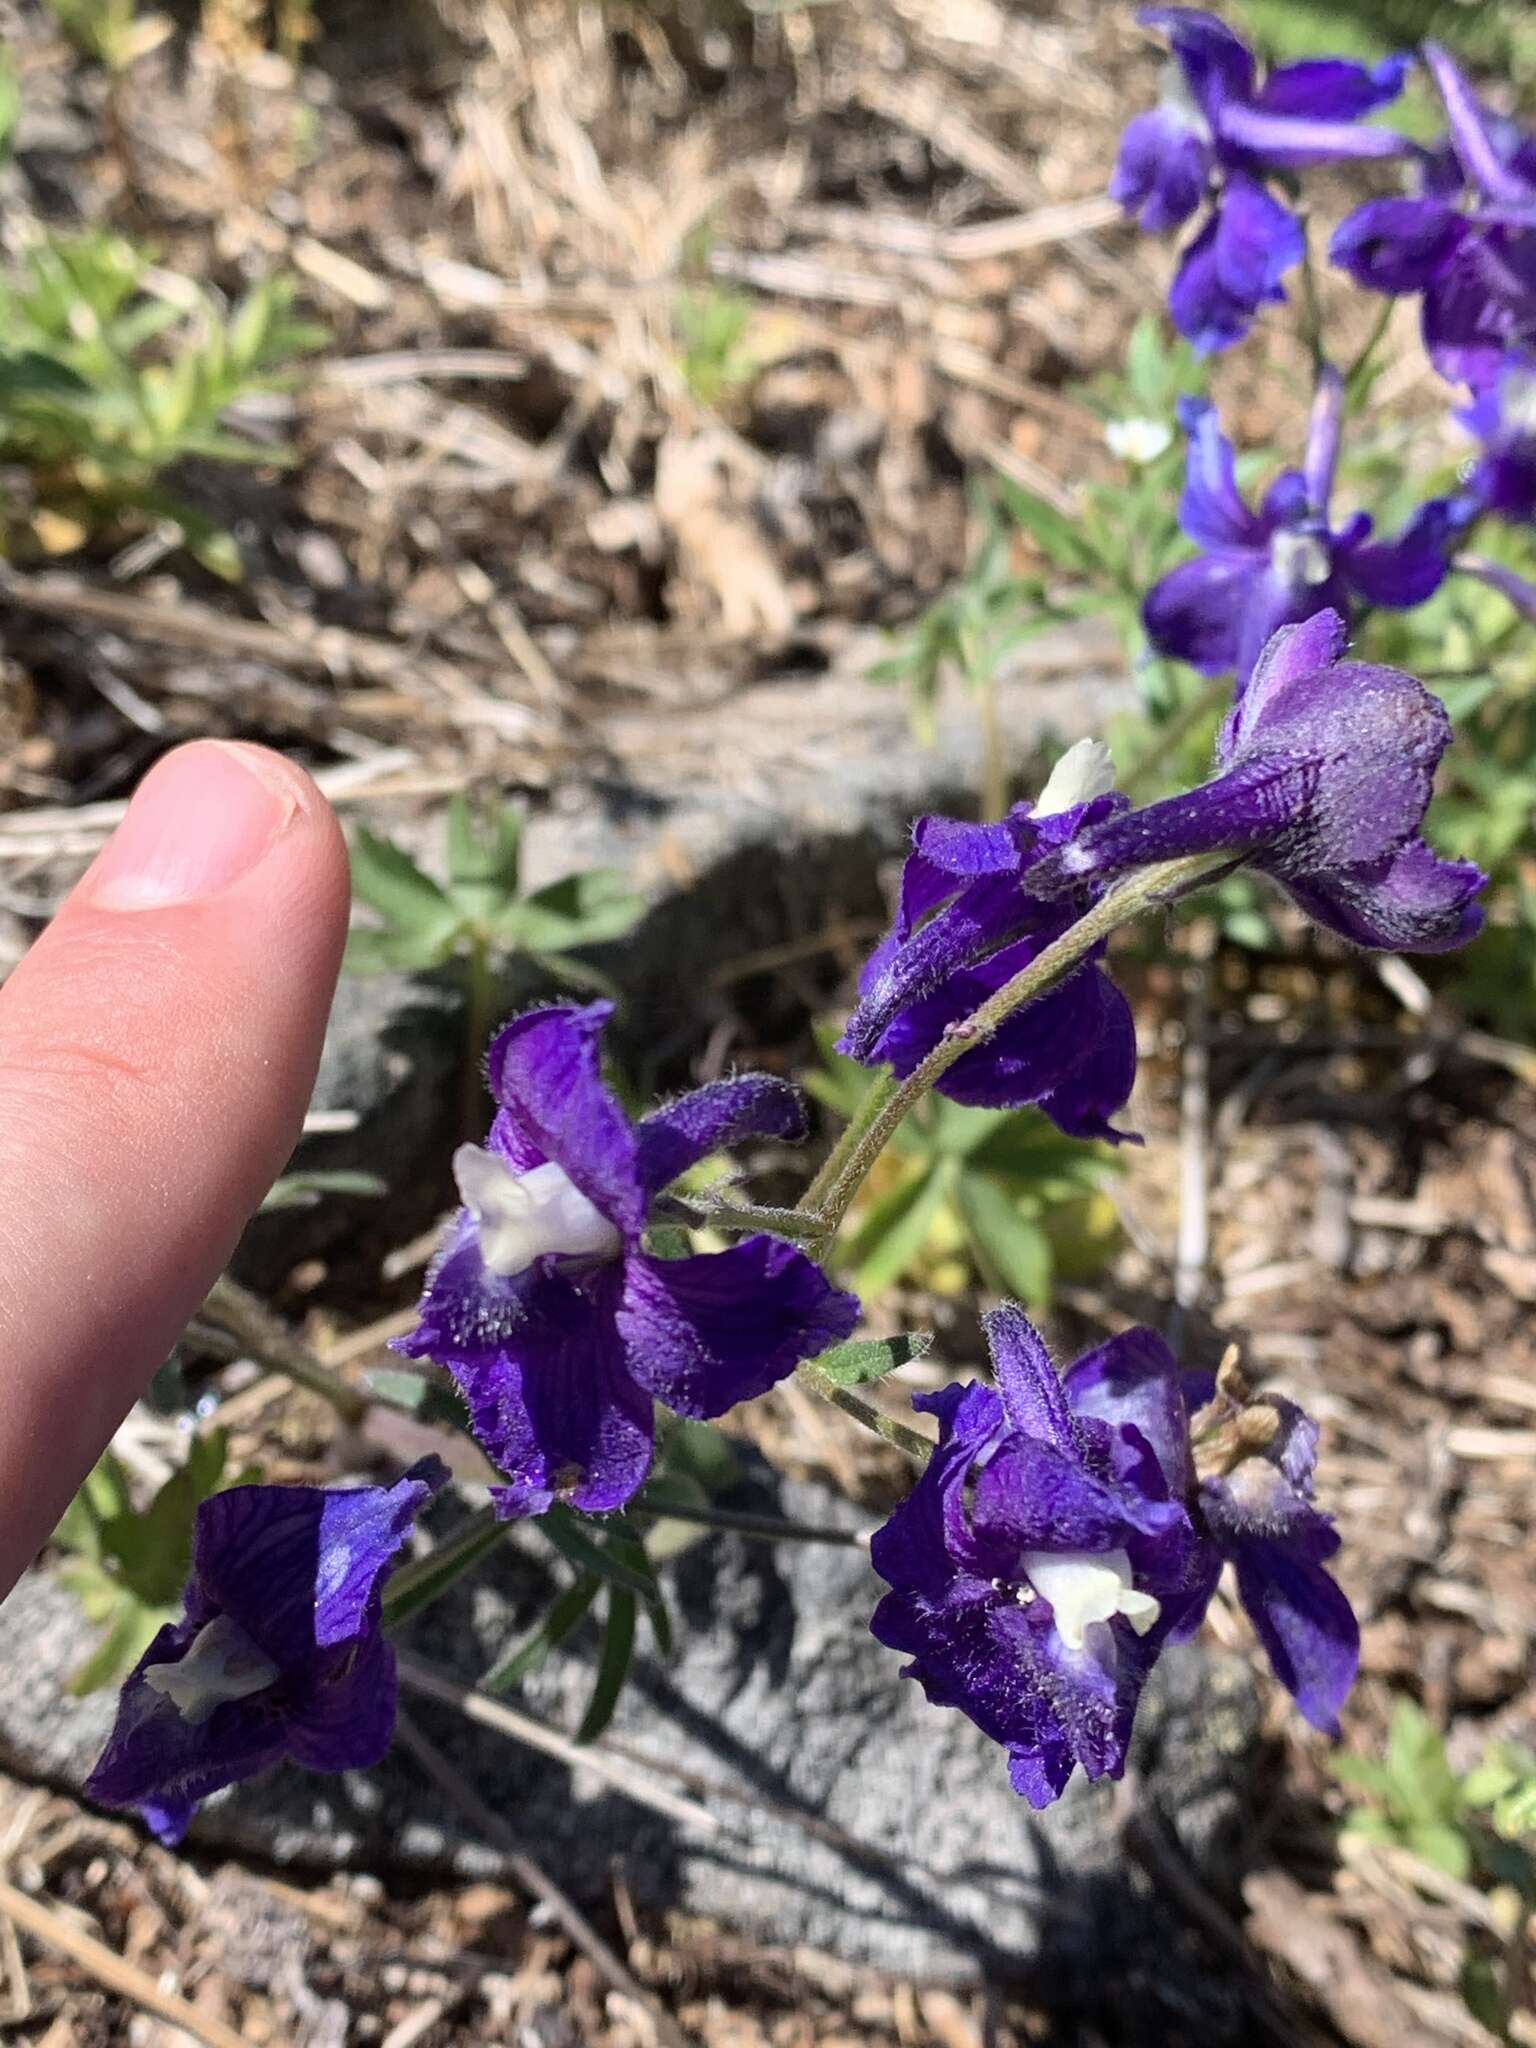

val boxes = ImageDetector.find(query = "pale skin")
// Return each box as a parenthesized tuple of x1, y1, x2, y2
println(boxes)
(0, 741, 351, 1601)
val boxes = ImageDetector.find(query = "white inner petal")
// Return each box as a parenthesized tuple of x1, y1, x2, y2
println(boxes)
(1034, 736, 1117, 817)
(1020, 1547, 1161, 1653)
(1270, 527, 1333, 589)
(1503, 370, 1536, 437)
(142, 1615, 279, 1726)
(454, 1147, 623, 1277)
(1105, 417, 1173, 466)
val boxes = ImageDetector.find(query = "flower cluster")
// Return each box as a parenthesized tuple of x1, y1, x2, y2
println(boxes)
(394, 1000, 858, 1516)
(86, 1459, 446, 1841)
(1111, 8, 1410, 351)
(870, 1306, 1357, 1804)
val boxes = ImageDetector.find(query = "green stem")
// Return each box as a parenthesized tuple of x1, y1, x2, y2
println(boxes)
(1344, 295, 1395, 399)
(672, 1196, 832, 1245)
(801, 1067, 900, 1215)
(201, 1275, 369, 1426)
(792, 1361, 937, 1461)
(1298, 228, 1326, 373)
(462, 927, 495, 1138)
(806, 849, 1230, 1238)
(637, 1492, 869, 1546)
(976, 663, 1009, 824)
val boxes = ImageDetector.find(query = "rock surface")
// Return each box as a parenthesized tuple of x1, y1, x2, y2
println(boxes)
(0, 1466, 1260, 1992)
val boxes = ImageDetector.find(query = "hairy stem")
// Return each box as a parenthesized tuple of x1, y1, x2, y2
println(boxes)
(805, 849, 1229, 1238)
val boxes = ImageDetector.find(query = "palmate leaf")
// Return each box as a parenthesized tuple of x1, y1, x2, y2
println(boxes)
(349, 827, 461, 942)
(496, 869, 645, 955)
(446, 793, 524, 918)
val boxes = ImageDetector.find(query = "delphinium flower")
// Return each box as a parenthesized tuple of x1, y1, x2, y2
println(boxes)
(870, 1305, 1358, 1807)
(1459, 351, 1536, 522)
(1031, 609, 1485, 953)
(1331, 44, 1536, 388)
(1111, 7, 1411, 352)
(395, 1001, 859, 1517)
(84, 1459, 447, 1843)
(837, 739, 1140, 1141)
(1143, 377, 1469, 682)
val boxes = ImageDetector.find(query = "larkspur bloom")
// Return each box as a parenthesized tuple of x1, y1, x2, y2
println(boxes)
(1459, 352, 1536, 521)
(1111, 7, 1410, 352)
(1331, 44, 1536, 388)
(1144, 378, 1468, 682)
(396, 1002, 858, 1516)
(871, 1306, 1358, 1807)
(85, 1459, 447, 1843)
(1032, 609, 1485, 954)
(838, 739, 1140, 1140)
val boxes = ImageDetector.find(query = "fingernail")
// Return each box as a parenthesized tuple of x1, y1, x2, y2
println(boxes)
(87, 743, 301, 911)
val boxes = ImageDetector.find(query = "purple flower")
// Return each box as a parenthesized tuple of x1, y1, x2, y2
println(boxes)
(1184, 1367, 1359, 1734)
(1331, 45, 1536, 387)
(837, 742, 1139, 1141)
(870, 1307, 1207, 1807)
(1112, 8, 1410, 352)
(1034, 610, 1485, 954)
(1144, 382, 1467, 681)
(1459, 352, 1536, 520)
(84, 1459, 448, 1844)
(396, 1002, 858, 1517)
(871, 1307, 1359, 1806)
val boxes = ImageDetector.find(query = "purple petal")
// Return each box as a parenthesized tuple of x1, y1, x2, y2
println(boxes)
(1303, 364, 1344, 514)
(1422, 233, 1536, 388)
(1177, 396, 1262, 548)
(1285, 836, 1486, 953)
(1232, 564, 1354, 689)
(841, 871, 1028, 1063)
(1112, 107, 1212, 234)
(287, 1628, 400, 1775)
(1140, 7, 1254, 115)
(1425, 42, 1532, 205)
(1032, 754, 1309, 893)
(870, 1380, 1006, 1602)
(983, 1302, 1077, 1452)
(1216, 100, 1414, 165)
(1169, 182, 1302, 353)
(1223, 609, 1349, 754)
(1007, 1728, 1077, 1808)
(84, 1638, 291, 1823)
(1230, 1538, 1359, 1735)
(635, 1075, 807, 1196)
(619, 1237, 857, 1417)
(1063, 1327, 1193, 1493)
(485, 1003, 645, 1237)
(1329, 196, 1464, 294)
(1342, 498, 1460, 607)
(1143, 549, 1255, 671)
(1255, 54, 1409, 123)
(436, 1268, 656, 1516)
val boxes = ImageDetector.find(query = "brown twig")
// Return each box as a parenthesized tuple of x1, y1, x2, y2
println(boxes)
(394, 1712, 696, 2048)
(0, 1872, 255, 2048)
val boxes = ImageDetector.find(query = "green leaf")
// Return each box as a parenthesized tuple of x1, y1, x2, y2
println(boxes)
(842, 1164, 951, 1294)
(66, 1594, 172, 1696)
(260, 1169, 386, 1212)
(497, 869, 644, 954)
(343, 923, 461, 975)
(349, 828, 460, 941)
(446, 793, 524, 910)
(1407, 1821, 1472, 1881)
(101, 1430, 230, 1607)
(483, 1572, 602, 1692)
(522, 948, 621, 1000)
(994, 477, 1096, 575)
(813, 1330, 933, 1388)
(956, 1171, 1052, 1305)
(1494, 1780, 1536, 1839)
(383, 1515, 510, 1630)
(577, 1586, 637, 1743)
(540, 1506, 664, 1604)
(363, 1366, 470, 1433)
